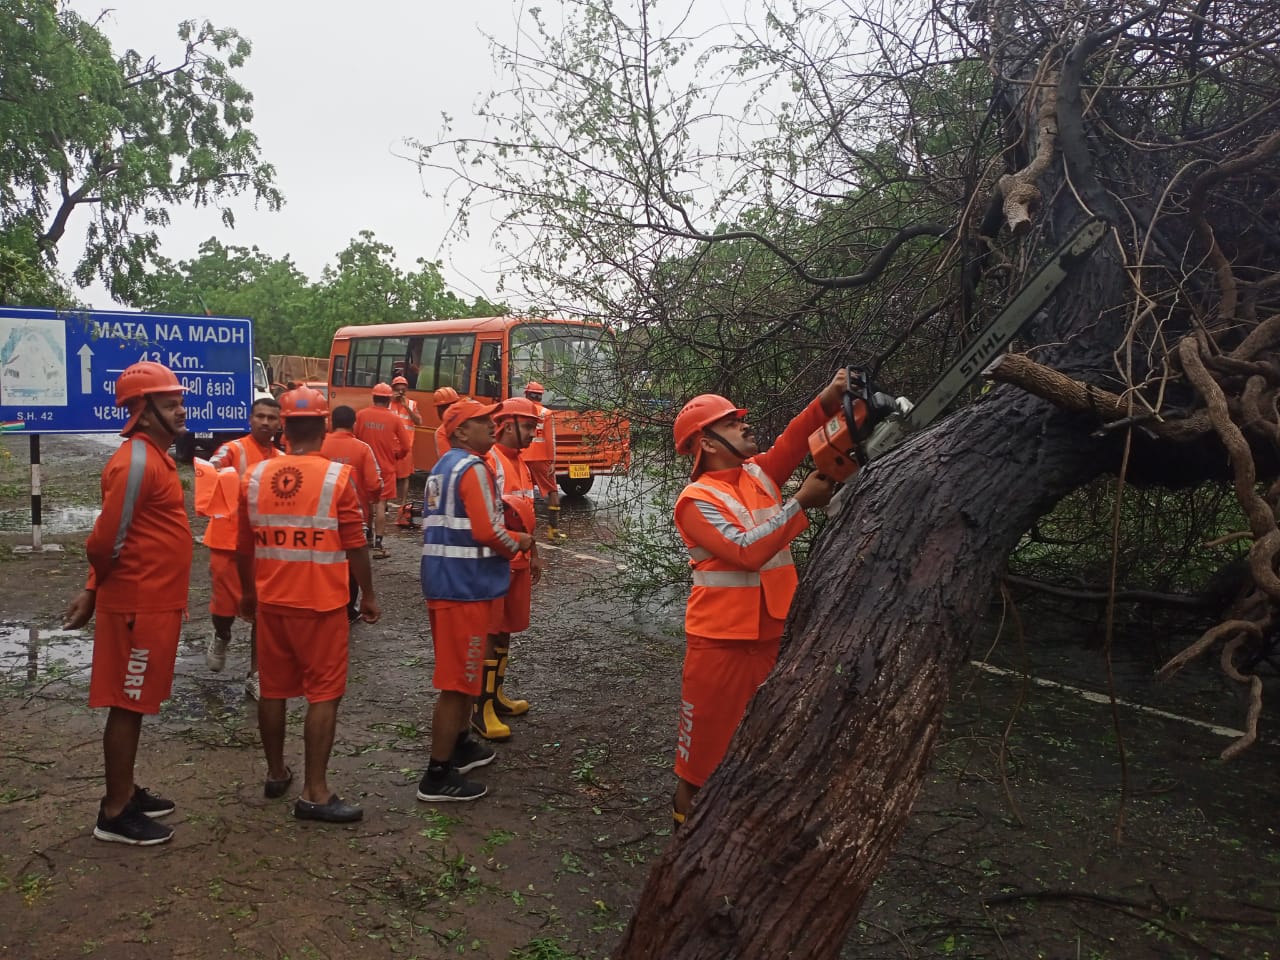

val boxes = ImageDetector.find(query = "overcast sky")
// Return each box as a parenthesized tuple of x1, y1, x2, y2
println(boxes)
(67, 0, 532, 308)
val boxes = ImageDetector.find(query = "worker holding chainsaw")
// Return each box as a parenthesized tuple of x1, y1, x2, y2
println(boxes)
(669, 370, 857, 827)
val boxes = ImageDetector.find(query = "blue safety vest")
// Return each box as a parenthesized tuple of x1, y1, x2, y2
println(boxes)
(420, 447, 511, 601)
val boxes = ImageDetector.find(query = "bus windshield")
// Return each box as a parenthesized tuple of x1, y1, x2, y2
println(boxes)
(509, 323, 618, 411)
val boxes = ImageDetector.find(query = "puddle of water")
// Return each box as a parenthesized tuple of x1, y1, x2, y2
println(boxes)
(0, 621, 92, 682)
(0, 505, 100, 534)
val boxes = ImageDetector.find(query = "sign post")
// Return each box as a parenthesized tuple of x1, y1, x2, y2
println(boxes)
(0, 306, 255, 553)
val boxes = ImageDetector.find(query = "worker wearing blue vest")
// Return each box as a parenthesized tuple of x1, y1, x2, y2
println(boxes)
(417, 399, 533, 802)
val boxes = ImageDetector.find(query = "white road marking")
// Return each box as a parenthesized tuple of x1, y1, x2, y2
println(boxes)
(970, 659, 1275, 743)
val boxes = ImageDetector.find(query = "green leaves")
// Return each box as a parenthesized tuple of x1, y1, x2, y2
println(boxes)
(0, 3, 281, 303)
(132, 231, 506, 357)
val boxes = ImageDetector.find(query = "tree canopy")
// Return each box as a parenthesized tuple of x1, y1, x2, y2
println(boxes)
(0, 1, 281, 304)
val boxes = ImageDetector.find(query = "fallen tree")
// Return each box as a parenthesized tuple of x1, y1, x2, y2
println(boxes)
(411, 0, 1280, 954)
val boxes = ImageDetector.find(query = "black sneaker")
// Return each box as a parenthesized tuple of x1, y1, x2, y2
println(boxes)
(94, 799, 174, 846)
(450, 736, 495, 774)
(131, 786, 175, 819)
(416, 768, 487, 802)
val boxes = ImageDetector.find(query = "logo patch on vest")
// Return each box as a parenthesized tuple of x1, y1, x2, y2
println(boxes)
(270, 465, 304, 500)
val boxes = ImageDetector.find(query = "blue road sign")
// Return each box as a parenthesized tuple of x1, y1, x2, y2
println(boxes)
(0, 306, 255, 435)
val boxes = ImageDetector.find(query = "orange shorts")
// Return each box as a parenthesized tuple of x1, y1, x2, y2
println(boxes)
(674, 634, 780, 788)
(428, 598, 498, 695)
(256, 605, 349, 703)
(396, 456, 414, 481)
(496, 566, 532, 633)
(377, 465, 397, 501)
(208, 548, 242, 618)
(525, 459, 556, 498)
(89, 610, 183, 715)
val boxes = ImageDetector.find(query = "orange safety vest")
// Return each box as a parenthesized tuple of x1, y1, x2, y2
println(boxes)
(202, 436, 281, 550)
(675, 461, 798, 639)
(523, 402, 555, 462)
(244, 456, 353, 611)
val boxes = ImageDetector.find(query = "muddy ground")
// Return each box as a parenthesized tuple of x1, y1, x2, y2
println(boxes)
(0, 433, 1277, 960)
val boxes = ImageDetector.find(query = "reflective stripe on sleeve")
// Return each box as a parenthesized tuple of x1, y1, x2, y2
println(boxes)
(111, 439, 149, 560)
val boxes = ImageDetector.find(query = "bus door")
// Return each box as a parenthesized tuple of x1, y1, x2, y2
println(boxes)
(474, 336, 503, 401)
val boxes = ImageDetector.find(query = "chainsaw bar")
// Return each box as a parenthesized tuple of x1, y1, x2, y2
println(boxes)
(860, 217, 1108, 463)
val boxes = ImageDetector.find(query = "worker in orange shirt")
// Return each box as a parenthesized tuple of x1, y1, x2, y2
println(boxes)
(432, 386, 460, 458)
(62, 361, 193, 846)
(354, 382, 411, 557)
(474, 397, 544, 740)
(521, 381, 566, 540)
(668, 372, 845, 827)
(237, 386, 380, 823)
(417, 399, 533, 802)
(390, 375, 422, 527)
(321, 405, 384, 622)
(201, 397, 283, 700)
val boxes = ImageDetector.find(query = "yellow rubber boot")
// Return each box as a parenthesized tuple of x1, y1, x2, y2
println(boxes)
(547, 505, 567, 541)
(493, 644, 529, 717)
(471, 660, 512, 741)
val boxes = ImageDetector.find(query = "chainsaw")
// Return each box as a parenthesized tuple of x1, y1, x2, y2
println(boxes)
(808, 217, 1108, 482)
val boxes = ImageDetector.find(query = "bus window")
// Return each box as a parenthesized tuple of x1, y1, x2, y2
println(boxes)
(348, 336, 409, 387)
(476, 341, 502, 399)
(330, 354, 346, 388)
(509, 322, 618, 410)
(409, 333, 476, 393)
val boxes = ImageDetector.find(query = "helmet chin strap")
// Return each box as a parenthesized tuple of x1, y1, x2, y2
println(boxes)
(143, 394, 181, 439)
(702, 427, 749, 462)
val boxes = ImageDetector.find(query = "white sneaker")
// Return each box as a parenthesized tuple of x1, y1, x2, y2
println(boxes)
(244, 672, 260, 700)
(206, 633, 229, 672)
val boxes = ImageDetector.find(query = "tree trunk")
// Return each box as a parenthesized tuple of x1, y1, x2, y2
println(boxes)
(617, 266, 1129, 957)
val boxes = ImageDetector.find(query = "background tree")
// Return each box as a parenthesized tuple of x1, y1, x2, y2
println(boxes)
(0, 0, 281, 303)
(413, 0, 1280, 955)
(132, 238, 313, 358)
(134, 230, 506, 357)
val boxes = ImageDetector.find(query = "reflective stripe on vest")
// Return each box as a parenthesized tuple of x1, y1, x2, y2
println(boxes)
(677, 460, 801, 637)
(244, 458, 349, 609)
(422, 542, 499, 559)
(691, 569, 760, 587)
(420, 448, 511, 601)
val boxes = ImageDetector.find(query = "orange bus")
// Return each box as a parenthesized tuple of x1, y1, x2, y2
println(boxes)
(328, 317, 630, 496)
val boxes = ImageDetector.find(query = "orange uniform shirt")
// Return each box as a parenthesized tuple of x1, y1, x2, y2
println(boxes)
(321, 429, 383, 522)
(354, 405, 411, 494)
(202, 434, 282, 550)
(390, 396, 421, 478)
(434, 423, 452, 458)
(84, 433, 193, 613)
(490, 443, 536, 571)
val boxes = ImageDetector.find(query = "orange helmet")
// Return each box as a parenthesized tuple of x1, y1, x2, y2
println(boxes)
(115, 361, 187, 436)
(115, 361, 185, 408)
(524, 381, 545, 395)
(433, 386, 460, 405)
(279, 386, 329, 418)
(392, 375, 409, 387)
(673, 394, 747, 455)
(494, 397, 542, 422)
(372, 382, 394, 398)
